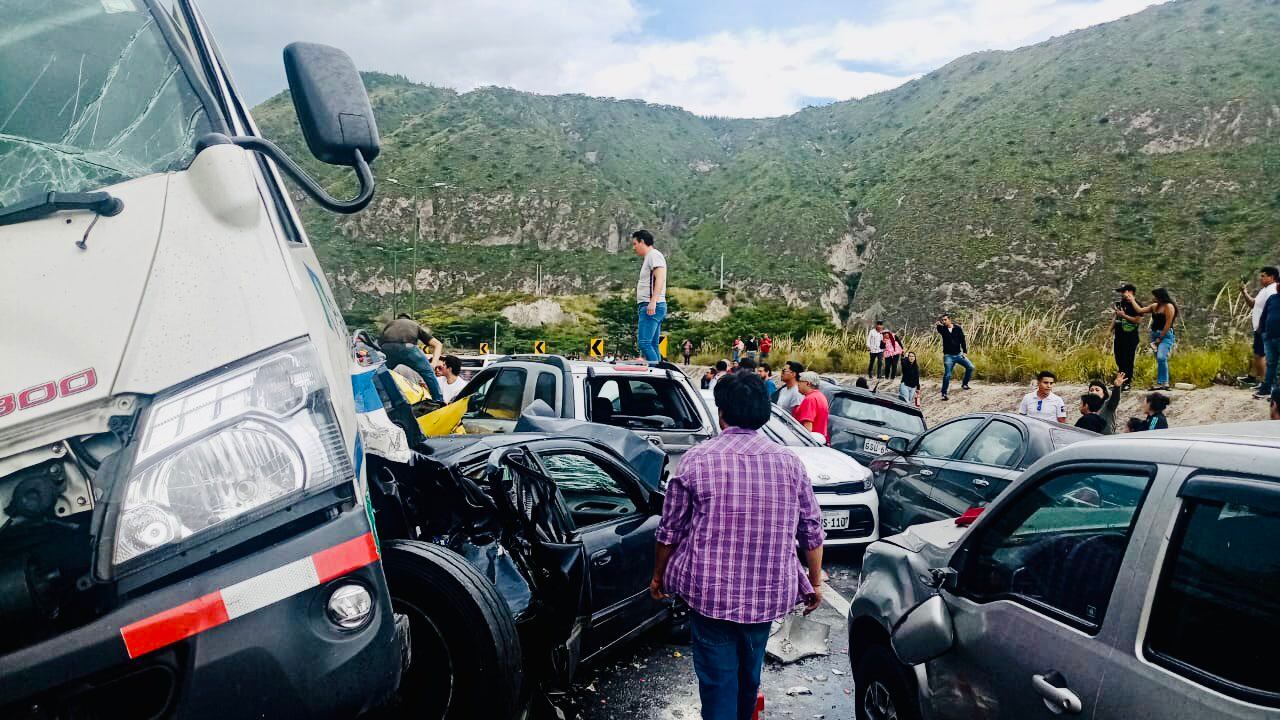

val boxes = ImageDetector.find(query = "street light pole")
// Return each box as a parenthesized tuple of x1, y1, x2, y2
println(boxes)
(391, 251, 399, 317)
(411, 216, 419, 316)
(719, 254, 724, 290)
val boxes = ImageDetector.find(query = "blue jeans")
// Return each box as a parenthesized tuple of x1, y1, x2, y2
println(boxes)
(1151, 329, 1176, 386)
(690, 613, 772, 720)
(1258, 336, 1280, 394)
(381, 342, 444, 401)
(941, 354, 974, 396)
(637, 302, 667, 362)
(899, 384, 917, 405)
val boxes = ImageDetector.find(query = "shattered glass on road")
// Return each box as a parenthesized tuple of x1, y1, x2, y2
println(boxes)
(0, 0, 213, 207)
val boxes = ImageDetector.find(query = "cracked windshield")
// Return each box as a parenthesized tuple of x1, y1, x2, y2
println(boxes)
(0, 0, 212, 207)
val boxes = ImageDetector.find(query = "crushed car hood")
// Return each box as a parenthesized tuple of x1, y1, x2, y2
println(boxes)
(882, 518, 967, 555)
(514, 410, 667, 492)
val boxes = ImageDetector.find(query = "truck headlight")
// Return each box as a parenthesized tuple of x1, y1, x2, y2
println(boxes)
(113, 340, 352, 566)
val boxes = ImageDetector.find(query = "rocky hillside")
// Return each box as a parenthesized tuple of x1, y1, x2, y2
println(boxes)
(253, 0, 1280, 327)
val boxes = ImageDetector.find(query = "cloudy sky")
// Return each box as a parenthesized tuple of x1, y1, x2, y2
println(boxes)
(201, 0, 1166, 118)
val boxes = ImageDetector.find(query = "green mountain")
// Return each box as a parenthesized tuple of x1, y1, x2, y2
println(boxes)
(253, 0, 1280, 328)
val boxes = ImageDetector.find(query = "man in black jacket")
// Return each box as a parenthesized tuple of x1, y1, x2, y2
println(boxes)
(937, 314, 975, 400)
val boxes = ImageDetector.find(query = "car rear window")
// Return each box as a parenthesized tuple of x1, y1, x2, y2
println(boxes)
(830, 394, 925, 435)
(1050, 428, 1091, 449)
(588, 376, 700, 431)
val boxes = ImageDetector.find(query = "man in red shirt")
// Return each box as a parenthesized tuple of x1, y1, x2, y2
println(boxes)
(793, 371, 830, 443)
(759, 334, 773, 359)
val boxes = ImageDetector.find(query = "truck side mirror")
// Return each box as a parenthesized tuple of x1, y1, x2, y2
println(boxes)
(283, 42, 381, 166)
(891, 595, 955, 665)
(887, 436, 910, 454)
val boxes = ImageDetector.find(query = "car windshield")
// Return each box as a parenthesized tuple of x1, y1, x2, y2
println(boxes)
(829, 393, 925, 434)
(0, 0, 215, 207)
(765, 407, 821, 447)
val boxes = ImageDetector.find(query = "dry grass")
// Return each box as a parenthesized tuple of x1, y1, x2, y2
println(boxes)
(696, 296, 1254, 387)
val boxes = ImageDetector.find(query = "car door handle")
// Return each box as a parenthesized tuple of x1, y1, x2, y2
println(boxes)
(1032, 672, 1082, 714)
(919, 469, 934, 477)
(971, 478, 990, 488)
(591, 551, 613, 567)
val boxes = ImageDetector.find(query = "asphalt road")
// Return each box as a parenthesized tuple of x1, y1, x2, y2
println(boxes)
(555, 546, 866, 720)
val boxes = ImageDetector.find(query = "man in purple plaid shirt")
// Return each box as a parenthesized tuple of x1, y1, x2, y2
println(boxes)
(651, 370, 825, 720)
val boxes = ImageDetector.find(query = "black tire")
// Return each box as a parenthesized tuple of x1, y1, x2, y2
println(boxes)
(853, 644, 922, 720)
(382, 540, 525, 720)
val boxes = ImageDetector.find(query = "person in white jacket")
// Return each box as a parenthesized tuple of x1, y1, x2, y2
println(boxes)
(866, 320, 885, 379)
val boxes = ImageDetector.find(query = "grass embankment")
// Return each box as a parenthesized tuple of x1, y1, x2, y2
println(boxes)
(695, 301, 1253, 388)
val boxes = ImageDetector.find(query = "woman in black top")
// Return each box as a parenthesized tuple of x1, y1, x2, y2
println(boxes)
(1136, 288, 1178, 390)
(898, 352, 921, 407)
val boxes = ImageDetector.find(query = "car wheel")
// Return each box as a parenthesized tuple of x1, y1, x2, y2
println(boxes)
(382, 540, 525, 720)
(854, 645, 921, 720)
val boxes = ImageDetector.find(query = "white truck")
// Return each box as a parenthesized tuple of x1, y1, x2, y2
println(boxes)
(0, 2, 413, 717)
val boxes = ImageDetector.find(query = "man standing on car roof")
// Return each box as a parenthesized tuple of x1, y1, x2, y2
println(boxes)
(652, 370, 824, 720)
(633, 229, 668, 364)
(379, 313, 445, 402)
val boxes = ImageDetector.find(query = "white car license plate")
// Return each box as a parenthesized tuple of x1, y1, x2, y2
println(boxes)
(863, 438, 887, 455)
(822, 510, 850, 530)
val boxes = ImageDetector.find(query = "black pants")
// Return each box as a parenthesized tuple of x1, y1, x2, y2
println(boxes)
(868, 352, 884, 378)
(884, 355, 900, 380)
(1114, 332, 1138, 381)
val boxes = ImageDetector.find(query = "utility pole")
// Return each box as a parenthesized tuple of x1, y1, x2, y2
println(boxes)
(536, 263, 542, 296)
(391, 251, 399, 317)
(411, 216, 419, 316)
(719, 254, 725, 290)
(492, 319, 498, 355)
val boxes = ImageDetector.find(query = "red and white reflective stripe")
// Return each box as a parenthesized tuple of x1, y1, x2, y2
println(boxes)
(120, 533, 379, 659)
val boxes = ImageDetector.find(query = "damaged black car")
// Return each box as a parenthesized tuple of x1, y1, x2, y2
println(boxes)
(364, 378, 674, 719)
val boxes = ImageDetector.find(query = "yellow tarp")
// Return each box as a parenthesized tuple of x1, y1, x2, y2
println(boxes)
(389, 370, 430, 404)
(418, 396, 469, 436)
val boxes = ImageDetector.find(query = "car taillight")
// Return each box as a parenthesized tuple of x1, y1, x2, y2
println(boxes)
(955, 506, 985, 527)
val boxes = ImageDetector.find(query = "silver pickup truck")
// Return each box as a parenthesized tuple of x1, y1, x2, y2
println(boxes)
(847, 421, 1280, 720)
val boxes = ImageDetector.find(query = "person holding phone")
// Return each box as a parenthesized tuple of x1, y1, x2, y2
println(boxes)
(1112, 283, 1142, 390)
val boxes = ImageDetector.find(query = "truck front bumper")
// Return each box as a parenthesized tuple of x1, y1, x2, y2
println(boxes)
(0, 507, 401, 719)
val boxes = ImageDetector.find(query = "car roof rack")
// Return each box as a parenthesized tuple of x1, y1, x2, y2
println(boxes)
(494, 354, 571, 373)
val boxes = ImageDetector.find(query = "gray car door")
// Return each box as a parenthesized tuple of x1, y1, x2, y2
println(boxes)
(1093, 442, 1280, 720)
(926, 463, 1160, 720)
(931, 418, 1026, 516)
(879, 417, 984, 534)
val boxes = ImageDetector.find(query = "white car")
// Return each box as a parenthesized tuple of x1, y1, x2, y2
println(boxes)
(700, 390, 880, 546)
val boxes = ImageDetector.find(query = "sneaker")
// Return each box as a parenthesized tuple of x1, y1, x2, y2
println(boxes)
(961, 384, 971, 390)
(1253, 391, 1271, 399)
(941, 394, 949, 401)
(1121, 383, 1132, 391)
(1238, 375, 1259, 384)
(1149, 384, 1171, 391)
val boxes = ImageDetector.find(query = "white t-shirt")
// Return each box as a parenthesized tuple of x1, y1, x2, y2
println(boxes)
(636, 249, 667, 304)
(1252, 282, 1277, 330)
(439, 376, 465, 404)
(866, 328, 884, 352)
(1019, 391, 1067, 422)
(776, 384, 803, 412)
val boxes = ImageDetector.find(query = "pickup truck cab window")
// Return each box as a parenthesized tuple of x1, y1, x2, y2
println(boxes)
(539, 451, 638, 529)
(1145, 477, 1280, 706)
(959, 468, 1153, 631)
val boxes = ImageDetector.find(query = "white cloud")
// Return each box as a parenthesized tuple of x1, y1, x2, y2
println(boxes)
(201, 0, 1168, 118)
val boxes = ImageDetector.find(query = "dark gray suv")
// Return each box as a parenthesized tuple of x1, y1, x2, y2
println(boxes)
(847, 422, 1280, 720)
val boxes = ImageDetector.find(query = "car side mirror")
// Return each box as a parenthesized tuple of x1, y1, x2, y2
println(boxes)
(195, 42, 380, 214)
(283, 42, 381, 166)
(887, 436, 910, 454)
(891, 594, 955, 665)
